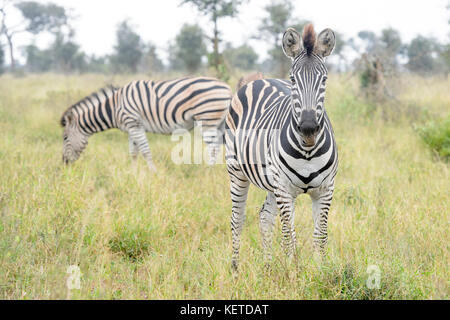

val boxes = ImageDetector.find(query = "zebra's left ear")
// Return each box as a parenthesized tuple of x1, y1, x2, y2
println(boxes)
(315, 28, 336, 57)
(282, 28, 302, 59)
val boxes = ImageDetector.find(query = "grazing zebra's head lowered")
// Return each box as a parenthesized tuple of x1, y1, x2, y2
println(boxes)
(60, 85, 118, 164)
(282, 24, 336, 148)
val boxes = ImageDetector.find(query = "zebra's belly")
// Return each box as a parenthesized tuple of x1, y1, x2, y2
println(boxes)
(142, 118, 195, 134)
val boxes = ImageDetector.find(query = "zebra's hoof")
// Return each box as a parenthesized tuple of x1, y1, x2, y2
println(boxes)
(231, 260, 239, 274)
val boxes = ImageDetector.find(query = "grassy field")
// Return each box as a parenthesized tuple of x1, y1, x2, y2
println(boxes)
(0, 73, 448, 300)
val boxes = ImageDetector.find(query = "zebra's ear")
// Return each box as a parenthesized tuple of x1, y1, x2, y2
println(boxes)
(315, 28, 336, 57)
(60, 110, 73, 127)
(282, 28, 302, 59)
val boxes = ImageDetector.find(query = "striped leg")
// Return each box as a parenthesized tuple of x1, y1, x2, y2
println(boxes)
(310, 186, 334, 255)
(129, 137, 139, 161)
(128, 126, 157, 172)
(259, 192, 278, 264)
(275, 188, 296, 259)
(228, 164, 250, 272)
(202, 129, 221, 165)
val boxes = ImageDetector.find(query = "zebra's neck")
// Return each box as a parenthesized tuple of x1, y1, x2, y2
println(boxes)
(74, 87, 118, 135)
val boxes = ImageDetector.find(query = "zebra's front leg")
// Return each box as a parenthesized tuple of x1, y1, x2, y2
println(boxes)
(310, 186, 334, 257)
(128, 127, 157, 172)
(275, 188, 296, 259)
(228, 167, 250, 272)
(259, 192, 278, 266)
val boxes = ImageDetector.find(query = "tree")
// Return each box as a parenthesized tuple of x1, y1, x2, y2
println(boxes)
(15, 1, 67, 34)
(140, 42, 164, 74)
(50, 32, 86, 72)
(85, 55, 109, 74)
(170, 23, 206, 73)
(223, 43, 258, 70)
(0, 44, 4, 73)
(180, 0, 248, 74)
(0, 0, 68, 70)
(24, 43, 52, 72)
(25, 33, 86, 73)
(406, 36, 440, 74)
(258, 0, 307, 77)
(111, 20, 144, 73)
(357, 30, 377, 53)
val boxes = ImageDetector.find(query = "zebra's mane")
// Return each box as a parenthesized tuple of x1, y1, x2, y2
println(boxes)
(302, 24, 316, 56)
(60, 85, 118, 127)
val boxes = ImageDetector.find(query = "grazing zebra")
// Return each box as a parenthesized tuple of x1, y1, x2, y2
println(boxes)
(60, 77, 232, 170)
(225, 24, 338, 270)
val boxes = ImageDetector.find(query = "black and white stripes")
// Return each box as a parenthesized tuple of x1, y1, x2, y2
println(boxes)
(225, 24, 338, 270)
(61, 77, 232, 170)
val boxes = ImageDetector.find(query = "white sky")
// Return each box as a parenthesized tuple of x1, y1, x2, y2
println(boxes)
(6, 0, 450, 64)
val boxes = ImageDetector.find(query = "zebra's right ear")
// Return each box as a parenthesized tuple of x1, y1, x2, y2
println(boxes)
(60, 111, 73, 127)
(282, 28, 302, 59)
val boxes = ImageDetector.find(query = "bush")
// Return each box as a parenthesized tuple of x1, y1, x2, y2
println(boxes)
(416, 115, 450, 160)
(108, 225, 154, 262)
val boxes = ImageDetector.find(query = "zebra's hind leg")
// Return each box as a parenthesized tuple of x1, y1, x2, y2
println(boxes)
(128, 126, 157, 172)
(228, 163, 250, 272)
(129, 137, 139, 161)
(259, 192, 278, 268)
(310, 186, 334, 259)
(202, 128, 222, 165)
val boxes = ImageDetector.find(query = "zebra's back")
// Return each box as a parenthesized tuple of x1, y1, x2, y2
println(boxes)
(117, 77, 232, 134)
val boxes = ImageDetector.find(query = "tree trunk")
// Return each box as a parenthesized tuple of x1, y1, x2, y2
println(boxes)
(6, 33, 14, 71)
(213, 13, 219, 72)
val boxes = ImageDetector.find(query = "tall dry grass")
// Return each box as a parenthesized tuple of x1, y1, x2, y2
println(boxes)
(0, 73, 448, 299)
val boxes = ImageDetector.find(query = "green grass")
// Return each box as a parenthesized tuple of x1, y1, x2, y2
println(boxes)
(416, 115, 450, 161)
(0, 73, 448, 300)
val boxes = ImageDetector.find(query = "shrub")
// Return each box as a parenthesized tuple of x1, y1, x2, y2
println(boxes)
(416, 115, 450, 161)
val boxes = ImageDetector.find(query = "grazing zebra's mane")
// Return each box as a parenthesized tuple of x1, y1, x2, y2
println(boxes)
(60, 85, 118, 127)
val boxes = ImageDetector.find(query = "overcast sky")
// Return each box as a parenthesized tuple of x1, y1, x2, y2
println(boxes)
(7, 0, 450, 63)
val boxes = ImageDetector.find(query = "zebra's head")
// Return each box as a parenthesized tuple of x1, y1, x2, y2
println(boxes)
(282, 24, 336, 148)
(60, 109, 88, 164)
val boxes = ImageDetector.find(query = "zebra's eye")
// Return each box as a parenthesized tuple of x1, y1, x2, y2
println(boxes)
(290, 75, 296, 84)
(322, 76, 328, 84)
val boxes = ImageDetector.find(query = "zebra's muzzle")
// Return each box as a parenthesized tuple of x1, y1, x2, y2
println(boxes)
(298, 116, 320, 148)
(301, 135, 316, 148)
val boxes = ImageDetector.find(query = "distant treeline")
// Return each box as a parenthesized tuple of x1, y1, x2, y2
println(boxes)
(0, 0, 449, 78)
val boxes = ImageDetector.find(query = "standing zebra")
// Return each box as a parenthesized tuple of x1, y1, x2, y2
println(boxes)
(225, 24, 338, 270)
(61, 77, 232, 170)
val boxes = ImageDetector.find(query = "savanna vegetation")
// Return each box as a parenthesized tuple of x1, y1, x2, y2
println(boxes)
(0, 72, 448, 299)
(0, 0, 449, 300)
